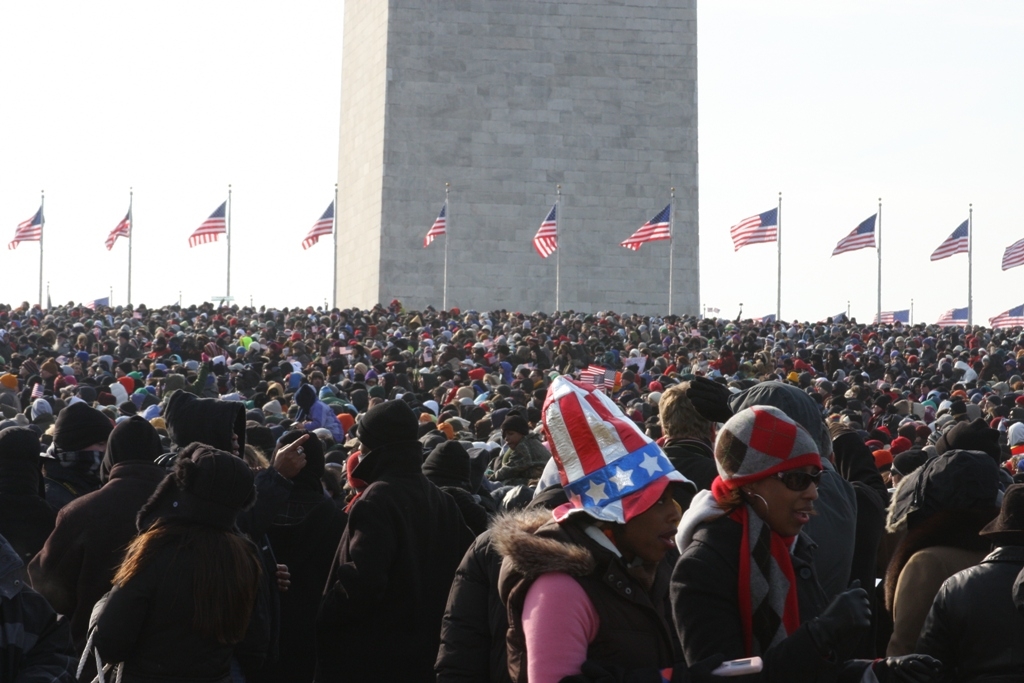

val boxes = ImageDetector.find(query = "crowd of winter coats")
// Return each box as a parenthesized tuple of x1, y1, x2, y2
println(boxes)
(0, 299, 1022, 681)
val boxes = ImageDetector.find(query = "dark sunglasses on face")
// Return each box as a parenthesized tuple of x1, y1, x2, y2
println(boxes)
(775, 468, 823, 491)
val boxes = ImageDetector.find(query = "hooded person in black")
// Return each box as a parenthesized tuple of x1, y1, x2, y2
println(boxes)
(423, 440, 491, 536)
(315, 399, 476, 683)
(29, 415, 166, 674)
(43, 402, 114, 511)
(0, 427, 55, 563)
(253, 431, 346, 683)
(163, 390, 246, 459)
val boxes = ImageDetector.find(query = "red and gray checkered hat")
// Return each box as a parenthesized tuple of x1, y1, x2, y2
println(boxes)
(713, 405, 822, 493)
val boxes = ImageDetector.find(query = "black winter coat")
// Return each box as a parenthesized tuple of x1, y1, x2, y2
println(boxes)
(672, 515, 869, 683)
(435, 529, 511, 683)
(29, 461, 166, 652)
(662, 438, 718, 492)
(314, 442, 475, 683)
(93, 539, 269, 683)
(0, 493, 54, 565)
(917, 545, 1024, 682)
(253, 488, 346, 683)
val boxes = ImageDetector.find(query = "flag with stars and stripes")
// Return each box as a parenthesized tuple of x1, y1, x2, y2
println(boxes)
(106, 209, 131, 250)
(990, 305, 1024, 329)
(9, 206, 43, 250)
(730, 207, 778, 251)
(935, 307, 968, 326)
(930, 220, 969, 261)
(423, 202, 447, 248)
(302, 200, 335, 250)
(1002, 238, 1024, 271)
(832, 214, 876, 256)
(532, 203, 558, 258)
(621, 204, 671, 251)
(874, 310, 910, 324)
(188, 202, 227, 248)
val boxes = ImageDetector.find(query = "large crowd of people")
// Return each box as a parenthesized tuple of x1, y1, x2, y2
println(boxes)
(0, 298, 1022, 682)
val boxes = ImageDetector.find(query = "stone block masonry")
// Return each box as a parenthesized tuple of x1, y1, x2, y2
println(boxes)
(336, 0, 698, 315)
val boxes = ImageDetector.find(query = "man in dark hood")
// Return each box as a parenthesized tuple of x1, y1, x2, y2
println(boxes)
(423, 440, 490, 535)
(0, 427, 55, 562)
(29, 415, 166, 671)
(43, 402, 114, 511)
(316, 399, 475, 682)
(164, 390, 245, 456)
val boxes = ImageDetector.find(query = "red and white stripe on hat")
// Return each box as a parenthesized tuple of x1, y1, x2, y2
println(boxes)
(542, 376, 692, 525)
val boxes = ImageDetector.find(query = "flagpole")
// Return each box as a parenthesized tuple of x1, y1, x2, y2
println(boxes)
(555, 184, 561, 312)
(226, 184, 232, 299)
(38, 190, 45, 309)
(968, 203, 973, 327)
(127, 187, 134, 306)
(876, 198, 882, 326)
(776, 191, 782, 320)
(443, 182, 449, 311)
(668, 188, 675, 315)
(332, 183, 339, 310)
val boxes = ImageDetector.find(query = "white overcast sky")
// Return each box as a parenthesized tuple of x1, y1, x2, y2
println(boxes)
(1, 1, 1022, 324)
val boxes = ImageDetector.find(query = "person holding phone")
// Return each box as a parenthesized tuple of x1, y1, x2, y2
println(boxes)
(672, 406, 941, 683)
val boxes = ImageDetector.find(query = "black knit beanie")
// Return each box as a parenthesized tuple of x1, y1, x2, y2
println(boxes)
(53, 402, 114, 452)
(501, 415, 530, 437)
(357, 399, 418, 452)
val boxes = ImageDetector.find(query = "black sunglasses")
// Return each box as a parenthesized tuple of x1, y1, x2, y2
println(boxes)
(775, 469, 823, 492)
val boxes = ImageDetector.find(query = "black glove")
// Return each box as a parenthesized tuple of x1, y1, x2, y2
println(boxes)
(684, 376, 734, 423)
(873, 655, 942, 683)
(808, 580, 871, 653)
(672, 654, 725, 683)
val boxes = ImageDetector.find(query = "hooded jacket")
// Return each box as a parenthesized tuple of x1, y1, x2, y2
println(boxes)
(164, 390, 246, 454)
(29, 416, 166, 660)
(0, 427, 55, 563)
(315, 439, 475, 683)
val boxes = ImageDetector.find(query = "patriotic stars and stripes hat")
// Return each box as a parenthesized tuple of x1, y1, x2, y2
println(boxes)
(542, 375, 694, 525)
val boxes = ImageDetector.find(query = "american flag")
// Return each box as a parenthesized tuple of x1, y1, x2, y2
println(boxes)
(188, 201, 227, 248)
(580, 365, 613, 387)
(832, 214, 877, 256)
(302, 200, 335, 250)
(30, 383, 43, 399)
(990, 305, 1024, 329)
(874, 309, 910, 324)
(935, 307, 969, 326)
(86, 297, 109, 310)
(729, 207, 778, 251)
(621, 204, 671, 251)
(423, 202, 447, 248)
(105, 209, 131, 251)
(930, 220, 968, 261)
(9, 206, 43, 250)
(1002, 237, 1024, 271)
(532, 203, 558, 258)
(753, 314, 776, 324)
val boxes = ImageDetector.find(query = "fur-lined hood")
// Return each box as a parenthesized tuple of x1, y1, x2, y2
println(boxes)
(491, 508, 596, 580)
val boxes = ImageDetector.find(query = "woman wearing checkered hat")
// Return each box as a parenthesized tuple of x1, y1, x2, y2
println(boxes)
(493, 377, 724, 683)
(671, 405, 942, 683)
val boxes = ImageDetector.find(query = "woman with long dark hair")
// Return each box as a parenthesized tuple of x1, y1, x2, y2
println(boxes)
(92, 443, 267, 682)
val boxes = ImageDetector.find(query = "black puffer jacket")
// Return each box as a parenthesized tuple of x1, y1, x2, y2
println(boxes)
(672, 515, 870, 683)
(917, 545, 1024, 682)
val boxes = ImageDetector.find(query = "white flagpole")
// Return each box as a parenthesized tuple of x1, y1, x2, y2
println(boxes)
(38, 190, 45, 309)
(226, 184, 233, 299)
(776, 191, 782, 320)
(876, 198, 882, 326)
(332, 183, 339, 310)
(968, 203, 973, 327)
(668, 188, 675, 315)
(127, 188, 134, 306)
(555, 184, 561, 312)
(443, 182, 450, 311)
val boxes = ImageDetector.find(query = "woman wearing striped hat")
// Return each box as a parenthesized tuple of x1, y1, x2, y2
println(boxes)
(494, 376, 722, 682)
(672, 405, 942, 683)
